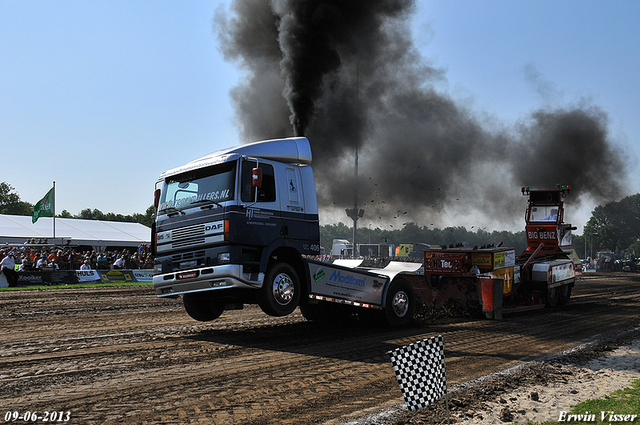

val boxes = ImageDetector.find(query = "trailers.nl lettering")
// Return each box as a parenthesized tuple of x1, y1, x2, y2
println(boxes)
(174, 190, 231, 208)
(329, 270, 366, 288)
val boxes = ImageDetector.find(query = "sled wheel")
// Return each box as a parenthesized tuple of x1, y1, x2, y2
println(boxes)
(546, 286, 561, 307)
(384, 279, 416, 327)
(558, 285, 572, 306)
(258, 263, 301, 317)
(183, 292, 225, 322)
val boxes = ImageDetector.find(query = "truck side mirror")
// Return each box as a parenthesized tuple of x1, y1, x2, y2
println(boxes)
(151, 222, 157, 255)
(154, 188, 161, 209)
(252, 168, 263, 189)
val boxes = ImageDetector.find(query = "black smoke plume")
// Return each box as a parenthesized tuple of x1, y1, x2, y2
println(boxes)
(214, 0, 629, 230)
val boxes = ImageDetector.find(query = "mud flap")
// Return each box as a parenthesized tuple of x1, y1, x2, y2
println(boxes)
(481, 278, 504, 320)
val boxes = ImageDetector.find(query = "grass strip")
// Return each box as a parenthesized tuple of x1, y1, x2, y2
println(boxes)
(532, 378, 640, 424)
(0, 281, 154, 291)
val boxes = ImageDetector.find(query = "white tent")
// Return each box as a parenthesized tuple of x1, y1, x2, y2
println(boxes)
(0, 214, 150, 251)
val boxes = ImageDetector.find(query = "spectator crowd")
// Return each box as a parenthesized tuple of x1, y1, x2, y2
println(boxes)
(2, 242, 423, 287)
(0, 241, 154, 272)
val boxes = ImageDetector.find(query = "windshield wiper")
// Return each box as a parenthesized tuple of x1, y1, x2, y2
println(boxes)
(159, 206, 184, 217)
(191, 199, 223, 209)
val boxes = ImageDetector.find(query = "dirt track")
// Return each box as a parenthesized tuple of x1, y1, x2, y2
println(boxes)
(2, 273, 640, 424)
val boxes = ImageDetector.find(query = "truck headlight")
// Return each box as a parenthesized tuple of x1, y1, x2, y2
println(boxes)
(154, 264, 162, 273)
(218, 252, 231, 263)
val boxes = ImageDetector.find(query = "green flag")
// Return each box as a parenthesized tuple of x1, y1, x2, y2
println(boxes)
(32, 187, 55, 223)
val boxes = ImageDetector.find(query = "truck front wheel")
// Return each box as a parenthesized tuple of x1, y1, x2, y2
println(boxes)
(183, 292, 225, 322)
(258, 262, 301, 317)
(384, 279, 416, 327)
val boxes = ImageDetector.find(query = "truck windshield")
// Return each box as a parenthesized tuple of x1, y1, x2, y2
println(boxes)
(158, 162, 236, 213)
(529, 205, 559, 222)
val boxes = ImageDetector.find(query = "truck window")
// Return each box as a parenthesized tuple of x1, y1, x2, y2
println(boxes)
(529, 206, 559, 222)
(286, 168, 299, 203)
(158, 162, 236, 212)
(241, 161, 276, 202)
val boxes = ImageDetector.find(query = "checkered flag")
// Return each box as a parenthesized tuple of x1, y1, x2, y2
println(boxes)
(388, 335, 447, 411)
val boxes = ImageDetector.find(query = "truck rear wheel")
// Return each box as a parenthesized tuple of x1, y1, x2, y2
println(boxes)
(258, 262, 301, 317)
(299, 303, 322, 321)
(384, 279, 416, 327)
(183, 292, 225, 322)
(300, 302, 352, 322)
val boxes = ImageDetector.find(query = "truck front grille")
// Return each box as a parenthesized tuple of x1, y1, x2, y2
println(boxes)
(157, 220, 225, 254)
(171, 224, 205, 250)
(172, 251, 206, 262)
(172, 224, 205, 240)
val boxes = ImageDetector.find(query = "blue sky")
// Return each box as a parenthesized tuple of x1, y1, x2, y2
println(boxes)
(2, 1, 639, 231)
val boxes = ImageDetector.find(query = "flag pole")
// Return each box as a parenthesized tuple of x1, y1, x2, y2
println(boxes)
(52, 181, 56, 239)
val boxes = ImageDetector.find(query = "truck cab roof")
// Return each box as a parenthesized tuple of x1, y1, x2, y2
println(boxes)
(159, 137, 312, 180)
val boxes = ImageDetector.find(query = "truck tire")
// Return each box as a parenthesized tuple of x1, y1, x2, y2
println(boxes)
(183, 292, 225, 322)
(384, 279, 416, 327)
(258, 262, 301, 317)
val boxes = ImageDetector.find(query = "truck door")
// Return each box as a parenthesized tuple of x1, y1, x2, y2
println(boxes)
(238, 159, 285, 248)
(281, 167, 308, 241)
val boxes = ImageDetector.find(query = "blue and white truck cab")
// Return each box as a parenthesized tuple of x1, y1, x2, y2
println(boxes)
(152, 137, 323, 320)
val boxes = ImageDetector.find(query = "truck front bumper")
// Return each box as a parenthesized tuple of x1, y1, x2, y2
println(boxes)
(153, 264, 264, 297)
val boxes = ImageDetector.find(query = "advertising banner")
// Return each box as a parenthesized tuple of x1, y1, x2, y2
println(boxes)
(132, 270, 153, 282)
(14, 269, 154, 286)
(471, 253, 492, 267)
(75, 270, 102, 283)
(96, 270, 136, 284)
(395, 244, 413, 257)
(490, 267, 514, 293)
(17, 271, 78, 286)
(306, 260, 388, 305)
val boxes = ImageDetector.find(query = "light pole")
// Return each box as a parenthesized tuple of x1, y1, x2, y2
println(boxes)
(345, 63, 363, 252)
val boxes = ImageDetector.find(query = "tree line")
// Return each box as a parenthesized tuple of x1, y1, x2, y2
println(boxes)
(0, 182, 154, 227)
(320, 222, 528, 256)
(322, 194, 640, 260)
(583, 193, 640, 258)
(2, 181, 639, 259)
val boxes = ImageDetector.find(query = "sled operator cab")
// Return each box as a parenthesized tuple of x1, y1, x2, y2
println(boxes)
(521, 185, 581, 273)
(522, 185, 568, 253)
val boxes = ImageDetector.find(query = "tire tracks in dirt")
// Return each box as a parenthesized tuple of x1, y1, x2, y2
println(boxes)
(1, 275, 639, 424)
